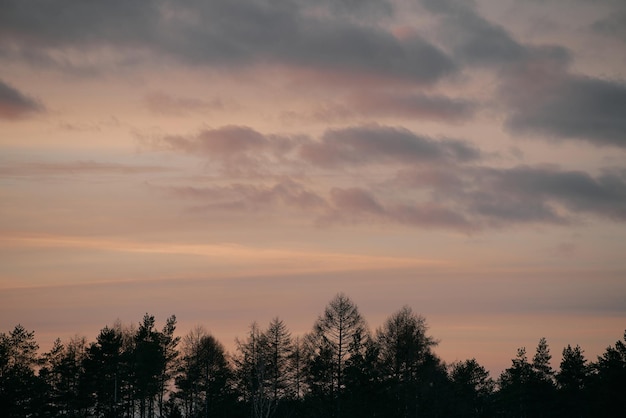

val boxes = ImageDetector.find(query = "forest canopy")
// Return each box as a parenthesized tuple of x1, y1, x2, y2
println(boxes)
(1, 293, 625, 418)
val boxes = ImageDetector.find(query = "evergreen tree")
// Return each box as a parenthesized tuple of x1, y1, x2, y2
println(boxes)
(529, 337, 556, 417)
(556, 344, 589, 418)
(449, 358, 495, 418)
(133, 314, 169, 418)
(40, 336, 89, 416)
(498, 347, 533, 418)
(591, 330, 626, 416)
(83, 325, 125, 417)
(0, 325, 44, 417)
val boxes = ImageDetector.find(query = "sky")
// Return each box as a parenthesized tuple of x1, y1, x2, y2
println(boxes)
(1, 0, 625, 377)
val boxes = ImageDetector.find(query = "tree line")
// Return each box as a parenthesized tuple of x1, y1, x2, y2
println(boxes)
(1, 293, 625, 418)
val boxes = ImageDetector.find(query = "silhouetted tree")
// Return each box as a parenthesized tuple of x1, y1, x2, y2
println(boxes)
(376, 306, 438, 418)
(556, 344, 589, 418)
(84, 325, 125, 417)
(265, 318, 294, 415)
(449, 358, 495, 418)
(498, 347, 533, 418)
(303, 330, 335, 417)
(176, 326, 231, 418)
(39, 335, 89, 416)
(342, 335, 383, 418)
(288, 336, 306, 401)
(133, 314, 171, 418)
(528, 337, 556, 417)
(5, 306, 626, 418)
(0, 324, 44, 417)
(235, 322, 274, 418)
(591, 330, 626, 416)
(498, 338, 558, 418)
(157, 315, 180, 417)
(306, 293, 369, 417)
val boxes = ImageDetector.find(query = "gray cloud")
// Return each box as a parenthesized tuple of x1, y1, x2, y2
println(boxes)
(284, 92, 475, 124)
(162, 126, 270, 157)
(592, 11, 626, 41)
(0, 79, 44, 119)
(0, 0, 159, 47)
(300, 124, 482, 167)
(157, 125, 304, 177)
(503, 72, 626, 147)
(476, 166, 626, 221)
(0, 0, 455, 85)
(300, 0, 393, 19)
(399, 165, 626, 225)
(166, 180, 328, 213)
(156, 124, 482, 172)
(323, 186, 474, 231)
(419, 0, 570, 69)
(153, 123, 626, 230)
(350, 91, 476, 122)
(417, 0, 625, 148)
(421, 0, 523, 66)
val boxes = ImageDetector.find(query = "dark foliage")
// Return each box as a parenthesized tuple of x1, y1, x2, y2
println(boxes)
(1, 295, 624, 418)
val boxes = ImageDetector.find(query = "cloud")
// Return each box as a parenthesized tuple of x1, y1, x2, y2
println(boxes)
(166, 180, 328, 213)
(153, 163, 626, 232)
(0, 0, 455, 85)
(330, 187, 385, 215)
(287, 23, 455, 84)
(155, 124, 482, 172)
(143, 92, 224, 116)
(0, 161, 175, 178)
(350, 91, 476, 122)
(393, 164, 626, 227)
(421, 0, 524, 66)
(284, 91, 476, 125)
(592, 11, 626, 41)
(442, 165, 626, 224)
(503, 69, 626, 148)
(416, 0, 625, 148)
(300, 0, 393, 20)
(300, 124, 482, 167)
(157, 125, 304, 176)
(477, 166, 626, 221)
(419, 0, 570, 69)
(324, 186, 474, 231)
(152, 123, 626, 231)
(0, 79, 44, 119)
(162, 125, 269, 157)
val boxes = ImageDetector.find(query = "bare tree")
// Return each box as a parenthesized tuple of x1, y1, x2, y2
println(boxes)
(176, 326, 230, 418)
(376, 306, 438, 418)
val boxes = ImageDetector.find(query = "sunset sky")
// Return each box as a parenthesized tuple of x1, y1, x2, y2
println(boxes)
(1, 0, 625, 376)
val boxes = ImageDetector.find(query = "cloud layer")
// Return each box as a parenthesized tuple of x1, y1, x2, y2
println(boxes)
(0, 79, 43, 119)
(2, 0, 626, 233)
(148, 122, 626, 232)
